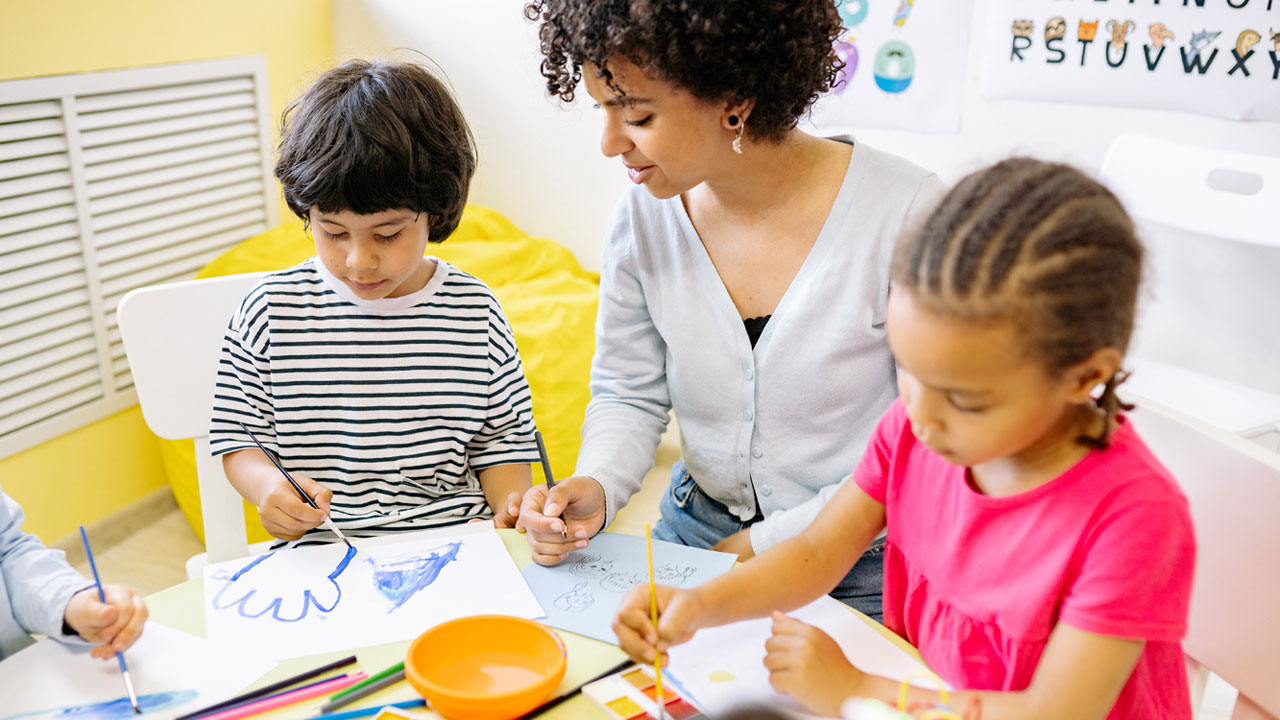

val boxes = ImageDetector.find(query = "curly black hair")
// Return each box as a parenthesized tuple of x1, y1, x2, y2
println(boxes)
(523, 0, 844, 142)
(275, 58, 476, 243)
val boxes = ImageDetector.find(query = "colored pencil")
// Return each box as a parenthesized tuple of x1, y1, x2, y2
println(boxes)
(201, 675, 350, 716)
(78, 526, 140, 714)
(327, 661, 405, 702)
(509, 658, 634, 720)
(646, 523, 666, 720)
(534, 430, 568, 540)
(305, 698, 426, 720)
(237, 421, 352, 549)
(317, 667, 406, 713)
(200, 672, 366, 720)
(175, 654, 358, 720)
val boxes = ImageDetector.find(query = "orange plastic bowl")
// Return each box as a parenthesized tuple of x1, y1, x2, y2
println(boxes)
(405, 615, 567, 720)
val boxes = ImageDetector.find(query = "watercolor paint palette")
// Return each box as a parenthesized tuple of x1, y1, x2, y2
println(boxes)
(582, 665, 705, 720)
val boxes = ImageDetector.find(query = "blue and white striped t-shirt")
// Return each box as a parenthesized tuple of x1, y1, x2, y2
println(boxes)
(209, 256, 539, 542)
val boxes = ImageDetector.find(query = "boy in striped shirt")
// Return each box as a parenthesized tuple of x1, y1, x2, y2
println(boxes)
(210, 59, 539, 545)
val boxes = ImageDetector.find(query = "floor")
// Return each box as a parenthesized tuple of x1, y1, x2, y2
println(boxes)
(65, 440, 1238, 719)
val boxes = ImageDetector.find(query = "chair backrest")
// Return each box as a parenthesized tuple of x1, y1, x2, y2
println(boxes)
(1127, 399, 1280, 719)
(1099, 134, 1280, 397)
(117, 272, 268, 568)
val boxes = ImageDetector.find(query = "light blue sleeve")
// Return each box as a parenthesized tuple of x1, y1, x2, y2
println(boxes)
(748, 172, 951, 553)
(575, 196, 673, 529)
(0, 489, 93, 650)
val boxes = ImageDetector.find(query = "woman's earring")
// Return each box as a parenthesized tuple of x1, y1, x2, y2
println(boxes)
(732, 122, 745, 155)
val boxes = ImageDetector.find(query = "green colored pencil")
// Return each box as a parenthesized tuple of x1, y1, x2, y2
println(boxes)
(327, 661, 405, 702)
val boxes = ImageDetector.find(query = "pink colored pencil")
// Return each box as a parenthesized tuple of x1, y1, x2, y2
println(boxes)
(200, 672, 368, 720)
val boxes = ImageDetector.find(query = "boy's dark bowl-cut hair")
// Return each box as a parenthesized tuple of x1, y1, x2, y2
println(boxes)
(275, 58, 476, 243)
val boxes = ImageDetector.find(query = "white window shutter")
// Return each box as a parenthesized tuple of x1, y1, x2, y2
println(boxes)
(0, 56, 277, 457)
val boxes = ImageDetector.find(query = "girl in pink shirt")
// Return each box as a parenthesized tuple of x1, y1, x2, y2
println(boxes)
(613, 158, 1196, 719)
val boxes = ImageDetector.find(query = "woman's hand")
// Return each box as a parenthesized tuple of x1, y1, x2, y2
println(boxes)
(64, 584, 148, 660)
(612, 584, 705, 666)
(764, 611, 863, 716)
(518, 476, 607, 565)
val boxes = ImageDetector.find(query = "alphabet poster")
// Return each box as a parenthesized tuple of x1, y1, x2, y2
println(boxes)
(202, 524, 544, 659)
(981, 0, 1280, 121)
(809, 0, 976, 133)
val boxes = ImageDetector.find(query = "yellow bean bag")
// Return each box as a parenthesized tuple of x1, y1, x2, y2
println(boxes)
(161, 205, 599, 543)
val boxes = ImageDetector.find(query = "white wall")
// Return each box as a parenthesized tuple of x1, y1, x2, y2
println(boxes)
(333, 0, 1280, 271)
(333, 0, 630, 269)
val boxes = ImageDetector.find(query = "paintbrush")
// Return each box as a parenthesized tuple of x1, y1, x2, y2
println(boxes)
(78, 526, 140, 714)
(237, 422, 352, 550)
(646, 523, 667, 720)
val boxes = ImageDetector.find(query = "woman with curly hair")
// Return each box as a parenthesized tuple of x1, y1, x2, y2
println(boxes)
(518, 0, 947, 619)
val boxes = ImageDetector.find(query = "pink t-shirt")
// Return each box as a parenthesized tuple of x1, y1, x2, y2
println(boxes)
(853, 401, 1195, 719)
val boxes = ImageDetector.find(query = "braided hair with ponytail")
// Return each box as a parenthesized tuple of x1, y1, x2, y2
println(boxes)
(891, 158, 1143, 449)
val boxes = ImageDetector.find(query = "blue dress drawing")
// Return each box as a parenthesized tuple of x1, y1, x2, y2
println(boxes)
(369, 541, 462, 613)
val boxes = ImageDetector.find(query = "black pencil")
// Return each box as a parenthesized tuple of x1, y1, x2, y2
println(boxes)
(511, 658, 634, 720)
(533, 430, 556, 489)
(173, 654, 358, 720)
(533, 430, 569, 541)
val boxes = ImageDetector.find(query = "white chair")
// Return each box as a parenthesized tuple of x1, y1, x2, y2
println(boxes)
(1128, 399, 1280, 719)
(1100, 134, 1280, 448)
(117, 272, 269, 577)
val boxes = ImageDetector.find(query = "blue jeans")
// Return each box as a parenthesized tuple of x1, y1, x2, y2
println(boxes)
(653, 459, 885, 621)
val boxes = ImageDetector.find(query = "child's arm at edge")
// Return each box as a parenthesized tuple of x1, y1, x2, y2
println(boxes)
(478, 463, 532, 529)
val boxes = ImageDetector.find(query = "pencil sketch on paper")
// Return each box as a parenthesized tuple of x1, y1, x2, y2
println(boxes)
(0, 689, 199, 720)
(599, 571, 643, 592)
(655, 563, 697, 585)
(553, 581, 595, 612)
(567, 554, 613, 578)
(209, 545, 358, 622)
(368, 541, 462, 612)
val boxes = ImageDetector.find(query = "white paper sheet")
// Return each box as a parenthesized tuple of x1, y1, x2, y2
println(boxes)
(0, 622, 274, 720)
(520, 532, 736, 643)
(203, 524, 544, 659)
(666, 595, 944, 718)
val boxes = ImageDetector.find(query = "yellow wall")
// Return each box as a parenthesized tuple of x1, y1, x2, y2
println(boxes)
(0, 0, 334, 543)
(0, 408, 167, 543)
